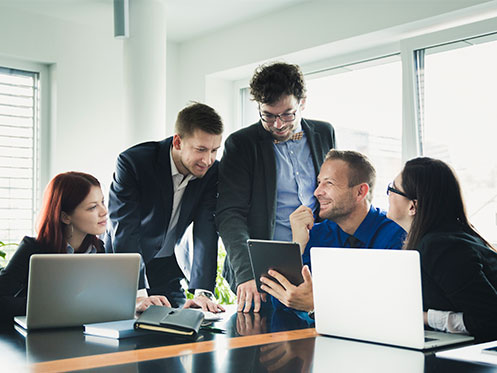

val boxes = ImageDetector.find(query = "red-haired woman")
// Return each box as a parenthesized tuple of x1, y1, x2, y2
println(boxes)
(0, 172, 170, 322)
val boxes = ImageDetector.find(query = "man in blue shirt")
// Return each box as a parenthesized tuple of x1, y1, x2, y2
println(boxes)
(260, 149, 405, 313)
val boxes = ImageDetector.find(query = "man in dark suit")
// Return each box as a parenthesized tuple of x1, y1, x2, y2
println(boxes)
(107, 102, 224, 312)
(216, 62, 336, 312)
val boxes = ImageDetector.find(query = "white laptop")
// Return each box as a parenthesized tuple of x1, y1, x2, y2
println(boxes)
(15, 253, 140, 330)
(311, 247, 474, 350)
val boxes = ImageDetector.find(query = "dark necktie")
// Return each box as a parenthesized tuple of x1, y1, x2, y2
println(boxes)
(346, 235, 363, 248)
(273, 131, 304, 144)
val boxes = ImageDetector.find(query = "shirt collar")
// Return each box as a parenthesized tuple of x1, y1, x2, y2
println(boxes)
(66, 242, 97, 254)
(169, 146, 196, 183)
(352, 205, 379, 244)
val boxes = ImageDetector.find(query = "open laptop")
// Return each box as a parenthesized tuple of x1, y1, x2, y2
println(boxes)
(311, 247, 474, 350)
(15, 253, 140, 330)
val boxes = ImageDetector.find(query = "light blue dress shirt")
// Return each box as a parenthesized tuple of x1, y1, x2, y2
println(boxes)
(273, 124, 317, 241)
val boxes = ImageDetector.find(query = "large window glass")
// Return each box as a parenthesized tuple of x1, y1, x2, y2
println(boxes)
(304, 56, 402, 210)
(0, 67, 40, 260)
(419, 34, 497, 242)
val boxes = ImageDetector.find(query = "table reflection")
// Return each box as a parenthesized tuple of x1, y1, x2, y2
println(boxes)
(312, 336, 425, 373)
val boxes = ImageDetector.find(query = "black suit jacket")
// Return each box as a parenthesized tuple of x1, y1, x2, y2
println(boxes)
(106, 137, 218, 291)
(216, 119, 335, 291)
(0, 237, 49, 321)
(0, 236, 104, 322)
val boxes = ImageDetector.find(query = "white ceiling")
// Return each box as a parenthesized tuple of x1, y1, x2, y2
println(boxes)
(0, 0, 306, 42)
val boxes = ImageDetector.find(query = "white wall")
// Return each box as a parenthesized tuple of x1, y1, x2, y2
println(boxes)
(166, 41, 180, 135)
(172, 0, 495, 135)
(0, 5, 125, 192)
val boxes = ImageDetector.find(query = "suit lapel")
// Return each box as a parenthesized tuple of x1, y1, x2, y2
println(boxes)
(177, 179, 199, 232)
(257, 123, 277, 233)
(156, 138, 174, 229)
(302, 119, 322, 174)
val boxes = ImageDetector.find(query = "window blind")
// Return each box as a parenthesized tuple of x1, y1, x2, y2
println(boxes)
(0, 67, 39, 257)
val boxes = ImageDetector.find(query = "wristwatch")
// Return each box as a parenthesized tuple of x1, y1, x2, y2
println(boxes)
(308, 309, 315, 320)
(195, 290, 214, 300)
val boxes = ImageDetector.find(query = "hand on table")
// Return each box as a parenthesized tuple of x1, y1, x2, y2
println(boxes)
(237, 279, 267, 313)
(135, 295, 171, 312)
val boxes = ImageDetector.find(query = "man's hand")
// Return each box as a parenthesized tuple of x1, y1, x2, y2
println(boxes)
(184, 295, 225, 313)
(289, 206, 314, 253)
(236, 312, 267, 336)
(237, 279, 267, 313)
(260, 265, 314, 312)
(135, 295, 171, 313)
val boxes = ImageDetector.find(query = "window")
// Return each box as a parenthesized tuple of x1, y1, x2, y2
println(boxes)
(305, 56, 402, 210)
(0, 67, 40, 259)
(415, 33, 497, 242)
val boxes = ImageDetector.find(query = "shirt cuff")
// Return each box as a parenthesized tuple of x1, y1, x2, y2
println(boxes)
(136, 288, 149, 298)
(427, 309, 468, 334)
(194, 289, 213, 298)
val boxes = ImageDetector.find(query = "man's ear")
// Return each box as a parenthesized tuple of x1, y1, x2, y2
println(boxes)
(356, 183, 369, 202)
(408, 200, 417, 216)
(61, 211, 71, 224)
(299, 97, 307, 111)
(172, 134, 182, 150)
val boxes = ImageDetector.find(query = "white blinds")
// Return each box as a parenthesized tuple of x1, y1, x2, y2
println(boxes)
(0, 67, 39, 254)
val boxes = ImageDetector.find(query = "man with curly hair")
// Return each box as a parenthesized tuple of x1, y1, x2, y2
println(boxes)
(216, 62, 336, 312)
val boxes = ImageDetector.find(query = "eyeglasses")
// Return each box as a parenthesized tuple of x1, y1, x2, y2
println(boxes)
(259, 109, 298, 124)
(386, 182, 411, 199)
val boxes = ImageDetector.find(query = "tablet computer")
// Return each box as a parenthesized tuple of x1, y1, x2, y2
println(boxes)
(247, 239, 304, 293)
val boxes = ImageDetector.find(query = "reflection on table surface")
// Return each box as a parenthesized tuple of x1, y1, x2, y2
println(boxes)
(0, 303, 313, 364)
(1, 303, 497, 372)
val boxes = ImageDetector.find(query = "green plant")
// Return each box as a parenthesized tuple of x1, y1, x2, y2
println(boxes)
(184, 243, 236, 305)
(0, 241, 18, 267)
(213, 245, 236, 305)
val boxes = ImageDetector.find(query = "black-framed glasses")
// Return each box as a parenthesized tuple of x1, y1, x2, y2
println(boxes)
(259, 109, 298, 124)
(386, 182, 411, 199)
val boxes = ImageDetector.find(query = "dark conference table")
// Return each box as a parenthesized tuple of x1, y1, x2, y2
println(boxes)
(0, 304, 495, 372)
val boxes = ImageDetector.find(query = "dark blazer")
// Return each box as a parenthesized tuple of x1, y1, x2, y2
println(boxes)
(0, 237, 49, 321)
(216, 119, 335, 291)
(106, 137, 218, 292)
(0, 237, 105, 323)
(417, 228, 497, 341)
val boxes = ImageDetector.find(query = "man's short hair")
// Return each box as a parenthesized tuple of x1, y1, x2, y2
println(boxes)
(325, 149, 376, 202)
(249, 62, 306, 105)
(175, 102, 223, 138)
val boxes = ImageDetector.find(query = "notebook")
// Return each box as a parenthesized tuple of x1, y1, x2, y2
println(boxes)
(15, 253, 140, 330)
(134, 305, 204, 339)
(311, 247, 474, 350)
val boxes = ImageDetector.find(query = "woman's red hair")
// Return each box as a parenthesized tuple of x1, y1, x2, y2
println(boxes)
(36, 172, 103, 253)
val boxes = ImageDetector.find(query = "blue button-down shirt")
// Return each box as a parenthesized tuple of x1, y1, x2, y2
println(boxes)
(273, 124, 317, 241)
(302, 205, 406, 269)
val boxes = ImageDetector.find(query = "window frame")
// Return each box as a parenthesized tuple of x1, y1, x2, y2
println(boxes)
(0, 56, 50, 247)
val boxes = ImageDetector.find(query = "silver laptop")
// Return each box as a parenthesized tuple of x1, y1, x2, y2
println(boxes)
(311, 247, 474, 350)
(15, 253, 140, 330)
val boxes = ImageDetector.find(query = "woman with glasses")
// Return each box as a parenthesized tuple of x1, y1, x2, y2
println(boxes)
(387, 157, 497, 341)
(0, 172, 170, 322)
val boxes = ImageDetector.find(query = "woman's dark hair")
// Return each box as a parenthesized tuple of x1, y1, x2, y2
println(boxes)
(37, 172, 103, 253)
(401, 157, 494, 251)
